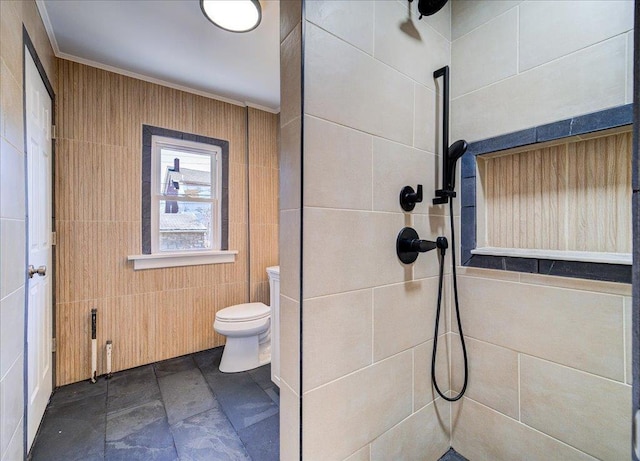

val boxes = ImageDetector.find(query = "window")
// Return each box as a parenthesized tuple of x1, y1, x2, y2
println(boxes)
(151, 136, 220, 252)
(129, 125, 232, 270)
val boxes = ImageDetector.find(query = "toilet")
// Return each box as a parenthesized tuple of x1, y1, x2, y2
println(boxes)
(214, 302, 270, 373)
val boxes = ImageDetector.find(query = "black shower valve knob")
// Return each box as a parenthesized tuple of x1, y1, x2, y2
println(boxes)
(400, 184, 423, 211)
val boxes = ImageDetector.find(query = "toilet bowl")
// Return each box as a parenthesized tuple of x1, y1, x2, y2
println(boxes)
(214, 302, 271, 373)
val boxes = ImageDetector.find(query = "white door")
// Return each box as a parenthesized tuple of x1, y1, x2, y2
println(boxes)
(25, 47, 53, 450)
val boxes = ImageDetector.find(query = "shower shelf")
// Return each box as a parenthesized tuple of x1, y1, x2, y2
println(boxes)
(471, 247, 631, 265)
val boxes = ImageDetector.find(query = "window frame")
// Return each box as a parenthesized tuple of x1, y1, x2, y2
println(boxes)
(150, 135, 222, 253)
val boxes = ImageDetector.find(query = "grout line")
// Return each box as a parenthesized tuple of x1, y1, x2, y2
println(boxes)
(517, 353, 521, 422)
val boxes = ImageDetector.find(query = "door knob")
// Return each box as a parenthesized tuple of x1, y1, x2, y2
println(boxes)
(28, 265, 46, 278)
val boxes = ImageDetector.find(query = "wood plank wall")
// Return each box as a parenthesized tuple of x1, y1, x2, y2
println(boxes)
(248, 108, 279, 304)
(480, 131, 632, 253)
(55, 60, 278, 385)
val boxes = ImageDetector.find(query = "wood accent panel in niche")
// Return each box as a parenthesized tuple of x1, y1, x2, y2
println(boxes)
(480, 131, 631, 253)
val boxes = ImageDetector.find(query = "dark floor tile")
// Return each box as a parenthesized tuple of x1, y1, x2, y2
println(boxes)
(439, 448, 469, 461)
(248, 364, 273, 390)
(171, 403, 251, 461)
(105, 418, 177, 461)
(193, 347, 223, 372)
(264, 387, 280, 406)
(237, 413, 279, 461)
(154, 355, 197, 378)
(106, 399, 167, 442)
(48, 378, 107, 409)
(30, 395, 106, 461)
(203, 369, 279, 431)
(108, 365, 161, 413)
(158, 368, 215, 425)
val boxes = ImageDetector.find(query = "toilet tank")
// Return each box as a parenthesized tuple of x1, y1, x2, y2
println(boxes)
(266, 266, 280, 387)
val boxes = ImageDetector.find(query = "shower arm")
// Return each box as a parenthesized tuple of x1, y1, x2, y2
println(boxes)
(433, 65, 456, 205)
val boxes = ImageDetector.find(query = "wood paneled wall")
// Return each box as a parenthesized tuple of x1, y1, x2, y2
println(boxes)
(248, 108, 279, 303)
(55, 59, 278, 385)
(480, 130, 632, 253)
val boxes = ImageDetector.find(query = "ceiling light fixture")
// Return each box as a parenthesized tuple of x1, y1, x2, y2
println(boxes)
(200, 0, 262, 33)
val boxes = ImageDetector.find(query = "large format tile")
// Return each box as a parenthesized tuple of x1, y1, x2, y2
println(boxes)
(520, 355, 631, 461)
(279, 295, 300, 394)
(279, 381, 299, 461)
(450, 336, 519, 419)
(153, 355, 197, 378)
(3, 420, 23, 461)
(626, 296, 632, 384)
(30, 393, 106, 461)
(108, 365, 161, 413)
(370, 399, 449, 461)
(627, 31, 633, 104)
(303, 351, 412, 460)
(519, 1, 633, 72)
(304, 115, 372, 211)
(158, 368, 215, 425)
(280, 0, 301, 43)
(1, 357, 23, 457)
(280, 117, 301, 211)
(0, 286, 24, 378)
(457, 276, 625, 380)
(413, 336, 449, 411)
(345, 445, 370, 461)
(237, 413, 279, 461)
(451, 0, 520, 40)
(280, 23, 301, 128)
(305, 22, 414, 145)
(413, 84, 437, 154)
(451, 398, 593, 461)
(171, 404, 251, 461)
(106, 400, 167, 442)
(451, 8, 517, 98)
(305, 0, 374, 55)
(48, 378, 108, 409)
(303, 289, 373, 391)
(373, 0, 449, 89)
(0, 219, 25, 298)
(451, 36, 627, 142)
(279, 209, 300, 301)
(105, 418, 177, 461)
(0, 138, 25, 220)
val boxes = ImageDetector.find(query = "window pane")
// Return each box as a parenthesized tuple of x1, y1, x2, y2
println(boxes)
(160, 148, 215, 198)
(158, 201, 213, 251)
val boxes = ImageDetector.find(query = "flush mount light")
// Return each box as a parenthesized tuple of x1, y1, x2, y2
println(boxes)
(200, 0, 262, 33)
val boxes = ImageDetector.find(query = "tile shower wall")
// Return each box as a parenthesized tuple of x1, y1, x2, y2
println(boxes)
(450, 1, 633, 459)
(0, 1, 56, 459)
(298, 1, 452, 459)
(55, 61, 279, 385)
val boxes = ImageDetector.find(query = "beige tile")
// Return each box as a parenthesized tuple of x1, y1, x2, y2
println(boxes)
(625, 296, 631, 385)
(303, 351, 413, 460)
(0, 355, 23, 457)
(305, 0, 374, 55)
(280, 117, 301, 211)
(413, 84, 437, 153)
(519, 1, 633, 72)
(450, 336, 518, 419)
(344, 445, 370, 461)
(279, 209, 300, 300)
(279, 380, 300, 461)
(519, 272, 631, 296)
(458, 277, 624, 380)
(451, 36, 627, 142)
(373, 277, 444, 361)
(451, 0, 520, 40)
(280, 295, 300, 394)
(305, 23, 414, 145)
(303, 289, 372, 391)
(627, 31, 633, 104)
(456, 267, 520, 282)
(372, 137, 436, 214)
(451, 397, 593, 461)
(281, 23, 302, 128)
(0, 219, 25, 299)
(3, 419, 23, 461)
(0, 60, 23, 152)
(415, 0, 451, 41)
(414, 336, 449, 411)
(451, 8, 517, 98)
(370, 398, 450, 461)
(0, 139, 25, 220)
(304, 116, 372, 210)
(0, 0, 22, 83)
(280, 0, 301, 43)
(373, 0, 449, 90)
(520, 355, 631, 460)
(0, 286, 24, 379)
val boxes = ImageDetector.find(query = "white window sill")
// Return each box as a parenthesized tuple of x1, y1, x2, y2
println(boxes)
(128, 250, 238, 270)
(471, 247, 631, 265)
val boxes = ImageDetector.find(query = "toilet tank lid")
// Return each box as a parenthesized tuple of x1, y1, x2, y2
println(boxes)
(216, 302, 270, 322)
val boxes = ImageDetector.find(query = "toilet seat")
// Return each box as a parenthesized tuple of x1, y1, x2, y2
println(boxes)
(216, 302, 269, 322)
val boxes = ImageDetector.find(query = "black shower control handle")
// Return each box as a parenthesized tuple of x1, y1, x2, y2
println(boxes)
(400, 185, 423, 211)
(396, 227, 439, 264)
(408, 238, 437, 253)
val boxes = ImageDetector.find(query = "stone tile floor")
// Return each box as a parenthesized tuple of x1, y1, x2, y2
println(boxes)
(28, 347, 279, 461)
(439, 448, 468, 461)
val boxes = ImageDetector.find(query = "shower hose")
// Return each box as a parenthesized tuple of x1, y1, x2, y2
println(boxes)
(431, 198, 469, 402)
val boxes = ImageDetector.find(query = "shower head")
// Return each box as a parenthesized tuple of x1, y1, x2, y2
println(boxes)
(446, 139, 468, 191)
(417, 0, 448, 17)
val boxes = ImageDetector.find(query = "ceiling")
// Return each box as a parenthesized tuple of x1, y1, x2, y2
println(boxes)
(37, 0, 281, 111)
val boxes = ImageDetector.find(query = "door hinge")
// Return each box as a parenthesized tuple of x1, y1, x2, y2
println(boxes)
(51, 231, 57, 246)
(51, 337, 57, 353)
(51, 124, 56, 139)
